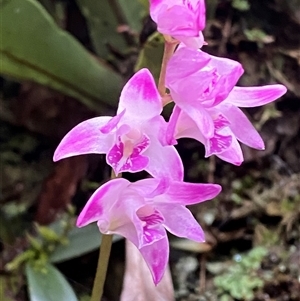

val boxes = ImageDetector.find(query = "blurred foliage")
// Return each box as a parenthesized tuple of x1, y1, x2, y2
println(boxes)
(213, 247, 268, 300)
(0, 0, 123, 111)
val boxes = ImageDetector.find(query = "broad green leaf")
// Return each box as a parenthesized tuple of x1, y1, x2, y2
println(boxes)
(76, 0, 145, 58)
(25, 262, 78, 301)
(0, 0, 123, 111)
(49, 223, 121, 263)
(135, 32, 164, 83)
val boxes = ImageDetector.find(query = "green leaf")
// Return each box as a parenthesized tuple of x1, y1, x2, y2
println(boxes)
(49, 223, 121, 263)
(135, 32, 164, 83)
(76, 0, 145, 58)
(0, 0, 123, 111)
(25, 262, 78, 301)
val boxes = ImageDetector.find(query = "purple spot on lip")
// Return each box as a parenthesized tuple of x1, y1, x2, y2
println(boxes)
(107, 133, 151, 173)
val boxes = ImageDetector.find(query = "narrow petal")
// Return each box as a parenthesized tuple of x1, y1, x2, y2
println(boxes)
(100, 109, 125, 134)
(132, 178, 170, 198)
(161, 182, 221, 205)
(223, 85, 287, 107)
(158, 204, 205, 242)
(53, 116, 113, 162)
(216, 136, 244, 166)
(76, 178, 130, 227)
(144, 138, 184, 181)
(219, 104, 265, 149)
(166, 105, 181, 145)
(139, 235, 169, 285)
(117, 69, 162, 120)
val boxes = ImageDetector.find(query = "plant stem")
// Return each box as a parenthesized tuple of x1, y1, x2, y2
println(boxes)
(90, 234, 113, 301)
(90, 170, 118, 301)
(158, 38, 178, 97)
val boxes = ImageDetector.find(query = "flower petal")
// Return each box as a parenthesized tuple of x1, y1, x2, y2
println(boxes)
(207, 55, 244, 105)
(117, 69, 162, 120)
(163, 182, 221, 205)
(100, 109, 126, 134)
(53, 116, 114, 162)
(76, 178, 130, 227)
(205, 132, 233, 156)
(216, 136, 244, 166)
(166, 105, 181, 145)
(174, 110, 205, 142)
(158, 204, 205, 242)
(137, 208, 166, 248)
(175, 33, 204, 49)
(144, 138, 184, 181)
(139, 235, 169, 285)
(131, 178, 170, 198)
(223, 85, 287, 107)
(166, 47, 210, 84)
(180, 103, 214, 138)
(219, 104, 264, 149)
(156, 5, 198, 36)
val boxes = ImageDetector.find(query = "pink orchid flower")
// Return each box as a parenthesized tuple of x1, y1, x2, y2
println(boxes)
(149, 0, 206, 48)
(77, 177, 221, 284)
(54, 68, 183, 180)
(166, 47, 287, 165)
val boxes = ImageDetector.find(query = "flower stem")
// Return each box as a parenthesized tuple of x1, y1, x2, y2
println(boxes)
(158, 37, 178, 98)
(90, 234, 113, 301)
(90, 170, 118, 301)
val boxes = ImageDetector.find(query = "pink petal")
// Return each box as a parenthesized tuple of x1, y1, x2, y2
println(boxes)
(175, 32, 205, 49)
(164, 181, 221, 205)
(100, 109, 126, 134)
(216, 136, 244, 166)
(205, 132, 233, 156)
(166, 105, 181, 145)
(98, 190, 147, 247)
(53, 116, 114, 162)
(166, 47, 211, 84)
(219, 104, 265, 149)
(137, 208, 166, 247)
(132, 178, 170, 198)
(207, 55, 244, 105)
(117, 69, 162, 120)
(76, 178, 130, 227)
(167, 67, 217, 102)
(180, 103, 214, 138)
(223, 85, 287, 107)
(144, 139, 184, 181)
(139, 235, 169, 285)
(174, 110, 205, 142)
(156, 5, 198, 36)
(158, 204, 205, 242)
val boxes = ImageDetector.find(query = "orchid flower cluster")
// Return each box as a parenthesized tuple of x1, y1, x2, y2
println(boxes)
(53, 0, 286, 286)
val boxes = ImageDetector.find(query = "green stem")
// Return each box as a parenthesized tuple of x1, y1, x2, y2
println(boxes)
(158, 37, 178, 98)
(90, 171, 118, 301)
(90, 234, 113, 301)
